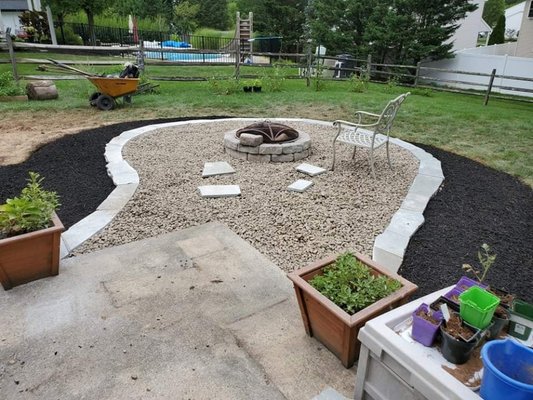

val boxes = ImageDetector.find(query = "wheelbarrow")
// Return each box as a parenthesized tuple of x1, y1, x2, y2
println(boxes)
(87, 77, 140, 110)
(47, 59, 154, 111)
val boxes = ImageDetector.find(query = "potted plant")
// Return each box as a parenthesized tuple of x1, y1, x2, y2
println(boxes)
(487, 305, 510, 340)
(411, 303, 443, 347)
(287, 252, 418, 368)
(0, 172, 63, 290)
(439, 312, 482, 364)
(252, 79, 262, 92)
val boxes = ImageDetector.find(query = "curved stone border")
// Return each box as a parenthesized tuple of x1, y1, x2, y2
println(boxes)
(224, 130, 312, 162)
(60, 118, 443, 274)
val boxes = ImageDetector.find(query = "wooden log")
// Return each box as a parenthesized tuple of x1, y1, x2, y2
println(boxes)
(26, 80, 59, 100)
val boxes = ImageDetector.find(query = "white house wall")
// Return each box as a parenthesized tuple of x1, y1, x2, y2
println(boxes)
(516, 0, 533, 57)
(447, 0, 488, 51)
(420, 52, 533, 98)
(505, 1, 526, 36)
(0, 11, 23, 34)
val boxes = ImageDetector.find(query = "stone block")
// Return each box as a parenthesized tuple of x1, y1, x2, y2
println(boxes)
(294, 150, 310, 161)
(271, 154, 294, 162)
(26, 80, 58, 100)
(282, 144, 304, 154)
(288, 179, 314, 193)
(248, 154, 271, 162)
(239, 133, 263, 147)
(238, 145, 260, 154)
(224, 136, 239, 150)
(259, 144, 283, 155)
(202, 161, 236, 178)
(296, 163, 327, 176)
(226, 148, 248, 160)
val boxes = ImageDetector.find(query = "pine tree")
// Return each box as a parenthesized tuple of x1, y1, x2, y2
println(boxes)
(483, 0, 505, 28)
(488, 14, 506, 44)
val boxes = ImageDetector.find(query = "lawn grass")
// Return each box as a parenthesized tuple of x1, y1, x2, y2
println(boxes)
(1, 53, 531, 187)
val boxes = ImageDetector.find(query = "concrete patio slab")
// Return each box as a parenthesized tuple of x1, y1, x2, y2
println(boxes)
(288, 179, 314, 192)
(296, 163, 327, 177)
(0, 223, 356, 399)
(198, 185, 241, 198)
(202, 161, 236, 178)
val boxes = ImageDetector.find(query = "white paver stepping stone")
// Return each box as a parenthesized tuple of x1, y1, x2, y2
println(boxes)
(202, 161, 236, 178)
(288, 179, 314, 193)
(296, 163, 327, 177)
(198, 185, 241, 198)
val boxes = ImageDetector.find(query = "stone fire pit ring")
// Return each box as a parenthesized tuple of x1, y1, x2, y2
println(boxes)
(224, 130, 312, 162)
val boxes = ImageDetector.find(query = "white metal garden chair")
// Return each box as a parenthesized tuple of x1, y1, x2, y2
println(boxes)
(331, 92, 410, 178)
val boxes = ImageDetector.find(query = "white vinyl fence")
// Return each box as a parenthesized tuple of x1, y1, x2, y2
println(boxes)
(420, 51, 533, 98)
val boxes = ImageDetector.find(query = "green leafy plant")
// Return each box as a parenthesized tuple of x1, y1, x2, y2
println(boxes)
(0, 172, 60, 237)
(385, 76, 400, 93)
(462, 243, 496, 283)
(0, 72, 25, 97)
(348, 73, 369, 93)
(309, 253, 402, 315)
(263, 64, 286, 92)
(207, 76, 240, 95)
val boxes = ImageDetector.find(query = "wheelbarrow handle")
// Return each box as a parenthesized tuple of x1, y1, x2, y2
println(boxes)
(47, 59, 96, 77)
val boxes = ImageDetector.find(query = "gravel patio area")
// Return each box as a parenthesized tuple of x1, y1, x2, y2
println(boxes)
(74, 120, 419, 272)
(1, 117, 531, 302)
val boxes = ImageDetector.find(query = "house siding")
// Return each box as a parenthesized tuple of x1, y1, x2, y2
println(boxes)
(516, 0, 533, 57)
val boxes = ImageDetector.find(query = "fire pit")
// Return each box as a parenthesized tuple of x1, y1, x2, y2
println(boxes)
(224, 121, 312, 162)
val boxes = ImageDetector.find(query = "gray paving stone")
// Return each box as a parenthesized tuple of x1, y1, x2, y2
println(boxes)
(226, 148, 248, 160)
(198, 185, 241, 198)
(408, 174, 444, 198)
(62, 210, 119, 251)
(386, 209, 425, 237)
(272, 154, 294, 162)
(259, 144, 283, 155)
(288, 179, 314, 193)
(106, 160, 139, 185)
(202, 161, 236, 178)
(248, 154, 271, 162)
(97, 183, 138, 210)
(296, 163, 327, 176)
(239, 133, 263, 147)
(282, 143, 303, 154)
(238, 144, 260, 154)
(312, 387, 350, 400)
(373, 230, 410, 273)
(294, 149, 310, 161)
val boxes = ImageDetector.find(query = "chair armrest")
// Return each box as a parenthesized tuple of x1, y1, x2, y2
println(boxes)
(355, 111, 380, 119)
(333, 119, 380, 129)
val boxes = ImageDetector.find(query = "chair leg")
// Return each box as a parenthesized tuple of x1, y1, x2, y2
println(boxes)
(352, 146, 357, 159)
(369, 148, 376, 179)
(331, 141, 337, 171)
(386, 141, 392, 169)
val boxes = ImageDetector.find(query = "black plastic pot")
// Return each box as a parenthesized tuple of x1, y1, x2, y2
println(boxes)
(430, 296, 459, 313)
(487, 307, 510, 340)
(439, 320, 481, 364)
(252, 86, 262, 93)
(243, 86, 253, 93)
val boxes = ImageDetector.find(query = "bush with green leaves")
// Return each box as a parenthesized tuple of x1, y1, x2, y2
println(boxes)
(0, 172, 60, 237)
(263, 64, 286, 92)
(348, 74, 369, 93)
(0, 72, 26, 97)
(207, 76, 240, 95)
(310, 252, 402, 315)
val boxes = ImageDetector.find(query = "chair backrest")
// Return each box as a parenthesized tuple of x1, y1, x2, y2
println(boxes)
(375, 92, 410, 137)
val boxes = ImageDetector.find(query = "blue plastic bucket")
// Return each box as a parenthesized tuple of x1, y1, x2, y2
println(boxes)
(480, 339, 533, 400)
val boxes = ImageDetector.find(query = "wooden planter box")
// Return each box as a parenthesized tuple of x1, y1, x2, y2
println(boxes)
(0, 212, 64, 290)
(288, 253, 418, 368)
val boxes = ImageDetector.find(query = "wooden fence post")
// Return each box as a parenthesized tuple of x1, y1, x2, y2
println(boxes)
(137, 41, 145, 72)
(6, 28, 18, 81)
(484, 68, 496, 106)
(414, 61, 421, 87)
(366, 54, 372, 81)
(306, 40, 312, 87)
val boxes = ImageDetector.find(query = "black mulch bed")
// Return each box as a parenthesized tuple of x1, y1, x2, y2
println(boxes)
(1, 118, 531, 302)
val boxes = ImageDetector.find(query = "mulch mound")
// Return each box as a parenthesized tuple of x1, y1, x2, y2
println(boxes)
(1, 119, 531, 302)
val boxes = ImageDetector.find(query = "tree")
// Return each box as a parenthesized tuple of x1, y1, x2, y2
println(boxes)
(77, 0, 108, 45)
(190, 0, 229, 30)
(483, 0, 505, 28)
(236, 0, 306, 50)
(172, 1, 200, 34)
(43, 0, 79, 44)
(488, 14, 505, 44)
(310, 0, 477, 65)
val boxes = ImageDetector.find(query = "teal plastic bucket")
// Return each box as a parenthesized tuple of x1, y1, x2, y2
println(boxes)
(480, 339, 533, 400)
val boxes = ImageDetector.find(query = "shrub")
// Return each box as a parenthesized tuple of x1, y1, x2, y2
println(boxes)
(207, 76, 240, 95)
(0, 172, 60, 237)
(349, 74, 369, 93)
(0, 72, 25, 97)
(310, 253, 402, 315)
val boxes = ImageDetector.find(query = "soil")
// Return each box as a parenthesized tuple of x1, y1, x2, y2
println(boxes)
(399, 144, 533, 304)
(489, 288, 516, 308)
(493, 305, 509, 319)
(442, 347, 483, 388)
(416, 309, 440, 325)
(443, 313, 475, 342)
(0, 121, 531, 303)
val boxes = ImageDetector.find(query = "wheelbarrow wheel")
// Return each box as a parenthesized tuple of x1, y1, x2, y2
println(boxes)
(89, 92, 101, 107)
(96, 94, 115, 111)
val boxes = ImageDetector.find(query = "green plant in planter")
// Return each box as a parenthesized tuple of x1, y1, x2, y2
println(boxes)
(0, 172, 60, 238)
(310, 252, 401, 314)
(0, 72, 26, 97)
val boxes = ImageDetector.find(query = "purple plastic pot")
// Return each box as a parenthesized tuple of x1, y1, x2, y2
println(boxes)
(412, 303, 444, 347)
(443, 287, 463, 307)
(455, 276, 488, 293)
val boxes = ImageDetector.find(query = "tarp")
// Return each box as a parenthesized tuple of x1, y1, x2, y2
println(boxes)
(161, 40, 191, 48)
